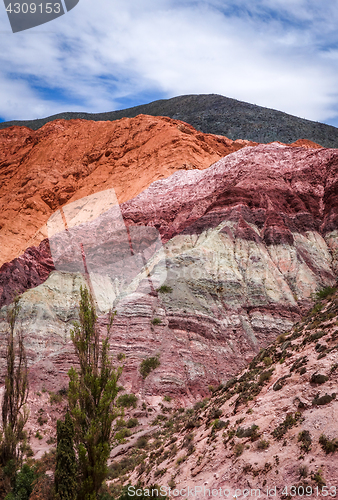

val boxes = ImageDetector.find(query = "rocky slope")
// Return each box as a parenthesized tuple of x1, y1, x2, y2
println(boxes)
(1, 142, 338, 402)
(1, 94, 338, 147)
(124, 287, 338, 499)
(0, 114, 252, 268)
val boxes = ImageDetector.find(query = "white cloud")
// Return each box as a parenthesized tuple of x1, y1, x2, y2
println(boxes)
(0, 0, 338, 124)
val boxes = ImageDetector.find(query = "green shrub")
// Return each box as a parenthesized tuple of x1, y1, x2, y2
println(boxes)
(319, 434, 338, 454)
(315, 286, 337, 300)
(157, 285, 173, 293)
(213, 419, 229, 431)
(117, 393, 138, 408)
(310, 373, 328, 384)
(152, 318, 162, 325)
(49, 391, 63, 404)
(126, 418, 139, 428)
(311, 468, 326, 487)
(140, 356, 161, 379)
(263, 357, 272, 367)
(136, 436, 148, 449)
(298, 430, 312, 453)
(37, 415, 48, 426)
(258, 369, 274, 385)
(257, 439, 270, 450)
(114, 428, 132, 442)
(236, 424, 260, 441)
(312, 393, 336, 406)
(117, 353, 126, 361)
(272, 412, 302, 440)
(6, 463, 37, 500)
(234, 442, 244, 457)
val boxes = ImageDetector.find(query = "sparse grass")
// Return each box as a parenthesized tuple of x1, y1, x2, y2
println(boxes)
(49, 391, 63, 404)
(311, 468, 326, 487)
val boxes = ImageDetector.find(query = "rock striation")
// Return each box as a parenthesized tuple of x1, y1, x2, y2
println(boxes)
(1, 142, 338, 399)
(128, 289, 338, 494)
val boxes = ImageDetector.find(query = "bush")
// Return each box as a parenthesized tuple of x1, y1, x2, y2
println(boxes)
(140, 356, 161, 379)
(312, 393, 336, 406)
(272, 412, 302, 440)
(263, 357, 272, 367)
(136, 436, 148, 449)
(236, 424, 260, 441)
(310, 373, 328, 384)
(152, 318, 162, 325)
(315, 286, 337, 300)
(114, 428, 132, 442)
(258, 369, 274, 385)
(157, 285, 173, 293)
(213, 419, 229, 431)
(6, 463, 37, 500)
(319, 434, 338, 454)
(298, 430, 312, 453)
(117, 393, 138, 408)
(257, 439, 269, 450)
(126, 418, 139, 428)
(49, 391, 63, 404)
(234, 443, 244, 457)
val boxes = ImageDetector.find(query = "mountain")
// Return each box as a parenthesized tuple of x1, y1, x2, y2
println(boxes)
(0, 114, 249, 268)
(1, 142, 338, 402)
(1, 94, 338, 148)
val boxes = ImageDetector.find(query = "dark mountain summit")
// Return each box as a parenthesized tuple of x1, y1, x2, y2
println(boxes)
(1, 94, 338, 148)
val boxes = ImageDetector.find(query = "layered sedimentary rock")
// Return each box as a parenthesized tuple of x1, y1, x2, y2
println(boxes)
(1, 142, 338, 399)
(0, 115, 251, 267)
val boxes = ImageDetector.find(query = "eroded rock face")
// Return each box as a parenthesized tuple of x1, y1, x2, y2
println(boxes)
(0, 115, 250, 267)
(1, 143, 338, 399)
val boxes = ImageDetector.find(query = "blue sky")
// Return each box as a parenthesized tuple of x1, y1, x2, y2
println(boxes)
(1, 0, 338, 126)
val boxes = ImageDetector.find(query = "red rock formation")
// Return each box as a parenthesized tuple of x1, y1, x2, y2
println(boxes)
(0, 115, 252, 267)
(1, 142, 338, 402)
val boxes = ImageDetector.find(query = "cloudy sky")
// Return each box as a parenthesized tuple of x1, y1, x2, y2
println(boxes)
(1, 0, 338, 126)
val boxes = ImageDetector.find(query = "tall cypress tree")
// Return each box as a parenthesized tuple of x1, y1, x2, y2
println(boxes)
(55, 412, 77, 500)
(0, 295, 29, 491)
(67, 286, 122, 500)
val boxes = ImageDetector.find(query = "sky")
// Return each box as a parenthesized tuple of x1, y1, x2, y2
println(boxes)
(1, 0, 338, 126)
